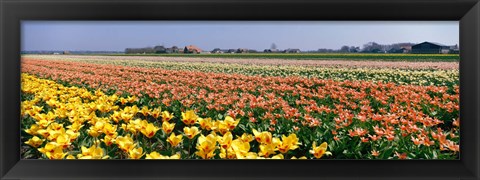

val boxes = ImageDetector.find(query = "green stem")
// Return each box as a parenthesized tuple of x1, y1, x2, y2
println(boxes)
(188, 139, 191, 159)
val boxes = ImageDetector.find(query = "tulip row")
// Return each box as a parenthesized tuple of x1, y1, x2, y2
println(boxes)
(23, 56, 459, 86)
(20, 57, 460, 159)
(21, 74, 332, 159)
(102, 53, 461, 61)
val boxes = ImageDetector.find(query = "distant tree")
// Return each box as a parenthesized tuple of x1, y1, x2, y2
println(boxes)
(349, 46, 360, 53)
(390, 42, 415, 49)
(340, 46, 350, 52)
(271, 43, 277, 50)
(125, 47, 154, 54)
(317, 48, 335, 53)
(362, 42, 383, 53)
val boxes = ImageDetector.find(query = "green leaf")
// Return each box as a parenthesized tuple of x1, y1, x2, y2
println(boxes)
(381, 148, 394, 159)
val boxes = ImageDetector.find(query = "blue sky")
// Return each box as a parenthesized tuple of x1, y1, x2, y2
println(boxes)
(21, 21, 459, 51)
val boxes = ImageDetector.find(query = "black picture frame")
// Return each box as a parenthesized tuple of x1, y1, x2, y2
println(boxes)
(1, 0, 479, 179)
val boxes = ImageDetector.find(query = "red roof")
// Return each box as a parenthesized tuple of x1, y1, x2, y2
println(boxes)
(185, 45, 202, 52)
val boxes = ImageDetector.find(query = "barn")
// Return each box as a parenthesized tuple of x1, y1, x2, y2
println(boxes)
(411, 42, 451, 54)
(284, 48, 301, 53)
(184, 45, 202, 54)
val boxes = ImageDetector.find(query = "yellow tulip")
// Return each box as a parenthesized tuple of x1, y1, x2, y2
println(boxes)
(66, 155, 76, 159)
(167, 132, 183, 147)
(102, 123, 117, 137)
(140, 106, 150, 117)
(195, 134, 217, 159)
(24, 136, 44, 147)
(77, 145, 109, 159)
(162, 121, 175, 134)
(96, 103, 110, 113)
(141, 123, 160, 138)
(123, 119, 143, 134)
(149, 108, 161, 119)
(66, 129, 80, 141)
(252, 129, 273, 144)
(119, 97, 128, 105)
(127, 96, 137, 103)
(161, 111, 174, 122)
(66, 121, 84, 132)
(270, 154, 284, 159)
(34, 112, 56, 125)
(49, 147, 68, 159)
(38, 142, 67, 159)
(181, 110, 199, 126)
(183, 126, 201, 139)
(24, 124, 39, 135)
(223, 116, 240, 131)
(55, 133, 71, 149)
(276, 134, 301, 154)
(48, 122, 63, 131)
(120, 112, 134, 123)
(168, 153, 181, 159)
(38, 142, 56, 154)
(309, 142, 332, 159)
(87, 125, 102, 138)
(110, 111, 122, 123)
(30, 105, 44, 116)
(53, 107, 68, 118)
(244, 152, 259, 159)
(213, 120, 229, 135)
(291, 156, 307, 159)
(258, 142, 278, 158)
(145, 151, 162, 159)
(217, 132, 233, 149)
(116, 135, 134, 152)
(219, 147, 236, 159)
(36, 129, 50, 139)
(197, 117, 213, 131)
(146, 152, 181, 159)
(129, 105, 139, 114)
(238, 133, 254, 143)
(128, 147, 144, 159)
(101, 135, 116, 146)
(231, 139, 251, 159)
(46, 128, 64, 141)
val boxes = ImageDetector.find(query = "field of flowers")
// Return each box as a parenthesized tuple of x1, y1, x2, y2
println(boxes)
(20, 55, 460, 160)
(112, 53, 460, 61)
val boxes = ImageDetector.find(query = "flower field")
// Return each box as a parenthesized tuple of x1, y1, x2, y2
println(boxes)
(93, 53, 461, 61)
(20, 55, 460, 160)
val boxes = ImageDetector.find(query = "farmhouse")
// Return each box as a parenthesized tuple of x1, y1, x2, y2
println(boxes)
(166, 46, 180, 53)
(236, 48, 249, 53)
(184, 45, 202, 54)
(154, 46, 167, 53)
(153, 46, 180, 54)
(284, 48, 301, 53)
(388, 47, 410, 53)
(411, 42, 451, 54)
(264, 48, 280, 53)
(211, 48, 222, 53)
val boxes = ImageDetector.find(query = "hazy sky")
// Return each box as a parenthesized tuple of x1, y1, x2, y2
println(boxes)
(21, 21, 459, 51)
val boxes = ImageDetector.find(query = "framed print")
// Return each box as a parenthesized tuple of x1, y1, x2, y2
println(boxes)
(1, 0, 479, 179)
